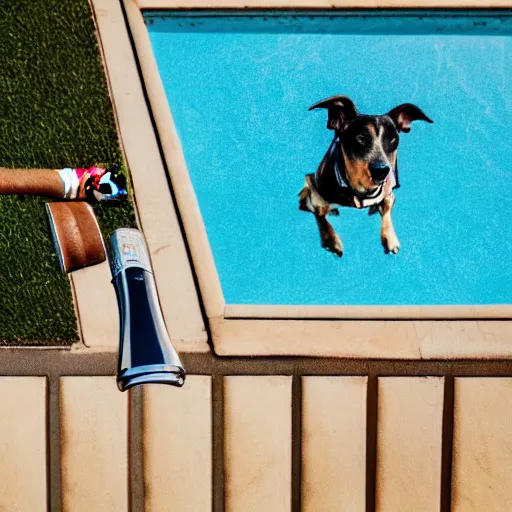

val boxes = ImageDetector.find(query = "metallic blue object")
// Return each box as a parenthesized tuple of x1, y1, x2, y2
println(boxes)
(109, 228, 185, 392)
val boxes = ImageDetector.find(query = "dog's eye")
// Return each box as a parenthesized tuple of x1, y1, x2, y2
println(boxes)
(390, 137, 398, 148)
(356, 134, 368, 146)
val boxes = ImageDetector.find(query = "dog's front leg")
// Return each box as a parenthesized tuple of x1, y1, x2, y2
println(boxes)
(379, 193, 400, 254)
(315, 214, 343, 257)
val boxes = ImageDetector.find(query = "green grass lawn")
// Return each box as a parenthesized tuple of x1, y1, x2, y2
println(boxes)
(0, 0, 134, 344)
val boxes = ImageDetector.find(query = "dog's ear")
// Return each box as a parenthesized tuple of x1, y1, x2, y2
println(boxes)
(386, 104, 433, 133)
(308, 95, 358, 131)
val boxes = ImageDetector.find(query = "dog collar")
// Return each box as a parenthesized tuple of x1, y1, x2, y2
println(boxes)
(331, 139, 349, 189)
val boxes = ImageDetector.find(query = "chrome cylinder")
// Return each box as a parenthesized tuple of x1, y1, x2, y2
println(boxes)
(109, 228, 186, 391)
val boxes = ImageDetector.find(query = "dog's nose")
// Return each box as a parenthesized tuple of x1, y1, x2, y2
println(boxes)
(369, 162, 390, 183)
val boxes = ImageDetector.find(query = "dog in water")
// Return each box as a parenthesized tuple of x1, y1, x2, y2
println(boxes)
(299, 95, 433, 257)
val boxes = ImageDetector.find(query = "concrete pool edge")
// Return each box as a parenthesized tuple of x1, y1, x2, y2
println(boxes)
(121, 0, 512, 358)
(123, 0, 227, 323)
(225, 304, 512, 320)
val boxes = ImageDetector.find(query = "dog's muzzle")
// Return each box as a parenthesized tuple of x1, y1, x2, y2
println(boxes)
(369, 162, 390, 184)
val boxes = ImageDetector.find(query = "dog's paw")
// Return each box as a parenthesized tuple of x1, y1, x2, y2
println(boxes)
(322, 234, 344, 257)
(382, 233, 400, 255)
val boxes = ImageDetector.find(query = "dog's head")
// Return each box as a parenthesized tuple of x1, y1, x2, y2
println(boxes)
(309, 96, 433, 193)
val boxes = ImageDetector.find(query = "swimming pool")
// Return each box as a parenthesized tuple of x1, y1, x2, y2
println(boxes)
(146, 12, 512, 306)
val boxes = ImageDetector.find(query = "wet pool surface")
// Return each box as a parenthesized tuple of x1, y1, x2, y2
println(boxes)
(147, 12, 512, 306)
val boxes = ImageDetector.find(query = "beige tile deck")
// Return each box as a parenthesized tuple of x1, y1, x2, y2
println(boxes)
(376, 377, 444, 512)
(142, 376, 212, 511)
(452, 378, 512, 511)
(60, 377, 128, 511)
(0, 377, 47, 512)
(224, 376, 292, 512)
(71, 262, 118, 349)
(302, 376, 367, 512)
(417, 321, 512, 359)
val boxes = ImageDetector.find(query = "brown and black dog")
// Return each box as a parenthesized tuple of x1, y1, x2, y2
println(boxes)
(299, 95, 433, 257)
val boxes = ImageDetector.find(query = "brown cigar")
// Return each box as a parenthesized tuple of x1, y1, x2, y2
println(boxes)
(0, 168, 65, 196)
(46, 202, 106, 273)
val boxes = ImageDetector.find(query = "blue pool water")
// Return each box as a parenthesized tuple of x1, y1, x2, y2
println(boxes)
(146, 13, 512, 306)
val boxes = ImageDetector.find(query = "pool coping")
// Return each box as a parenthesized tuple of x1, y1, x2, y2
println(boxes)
(119, 0, 512, 357)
